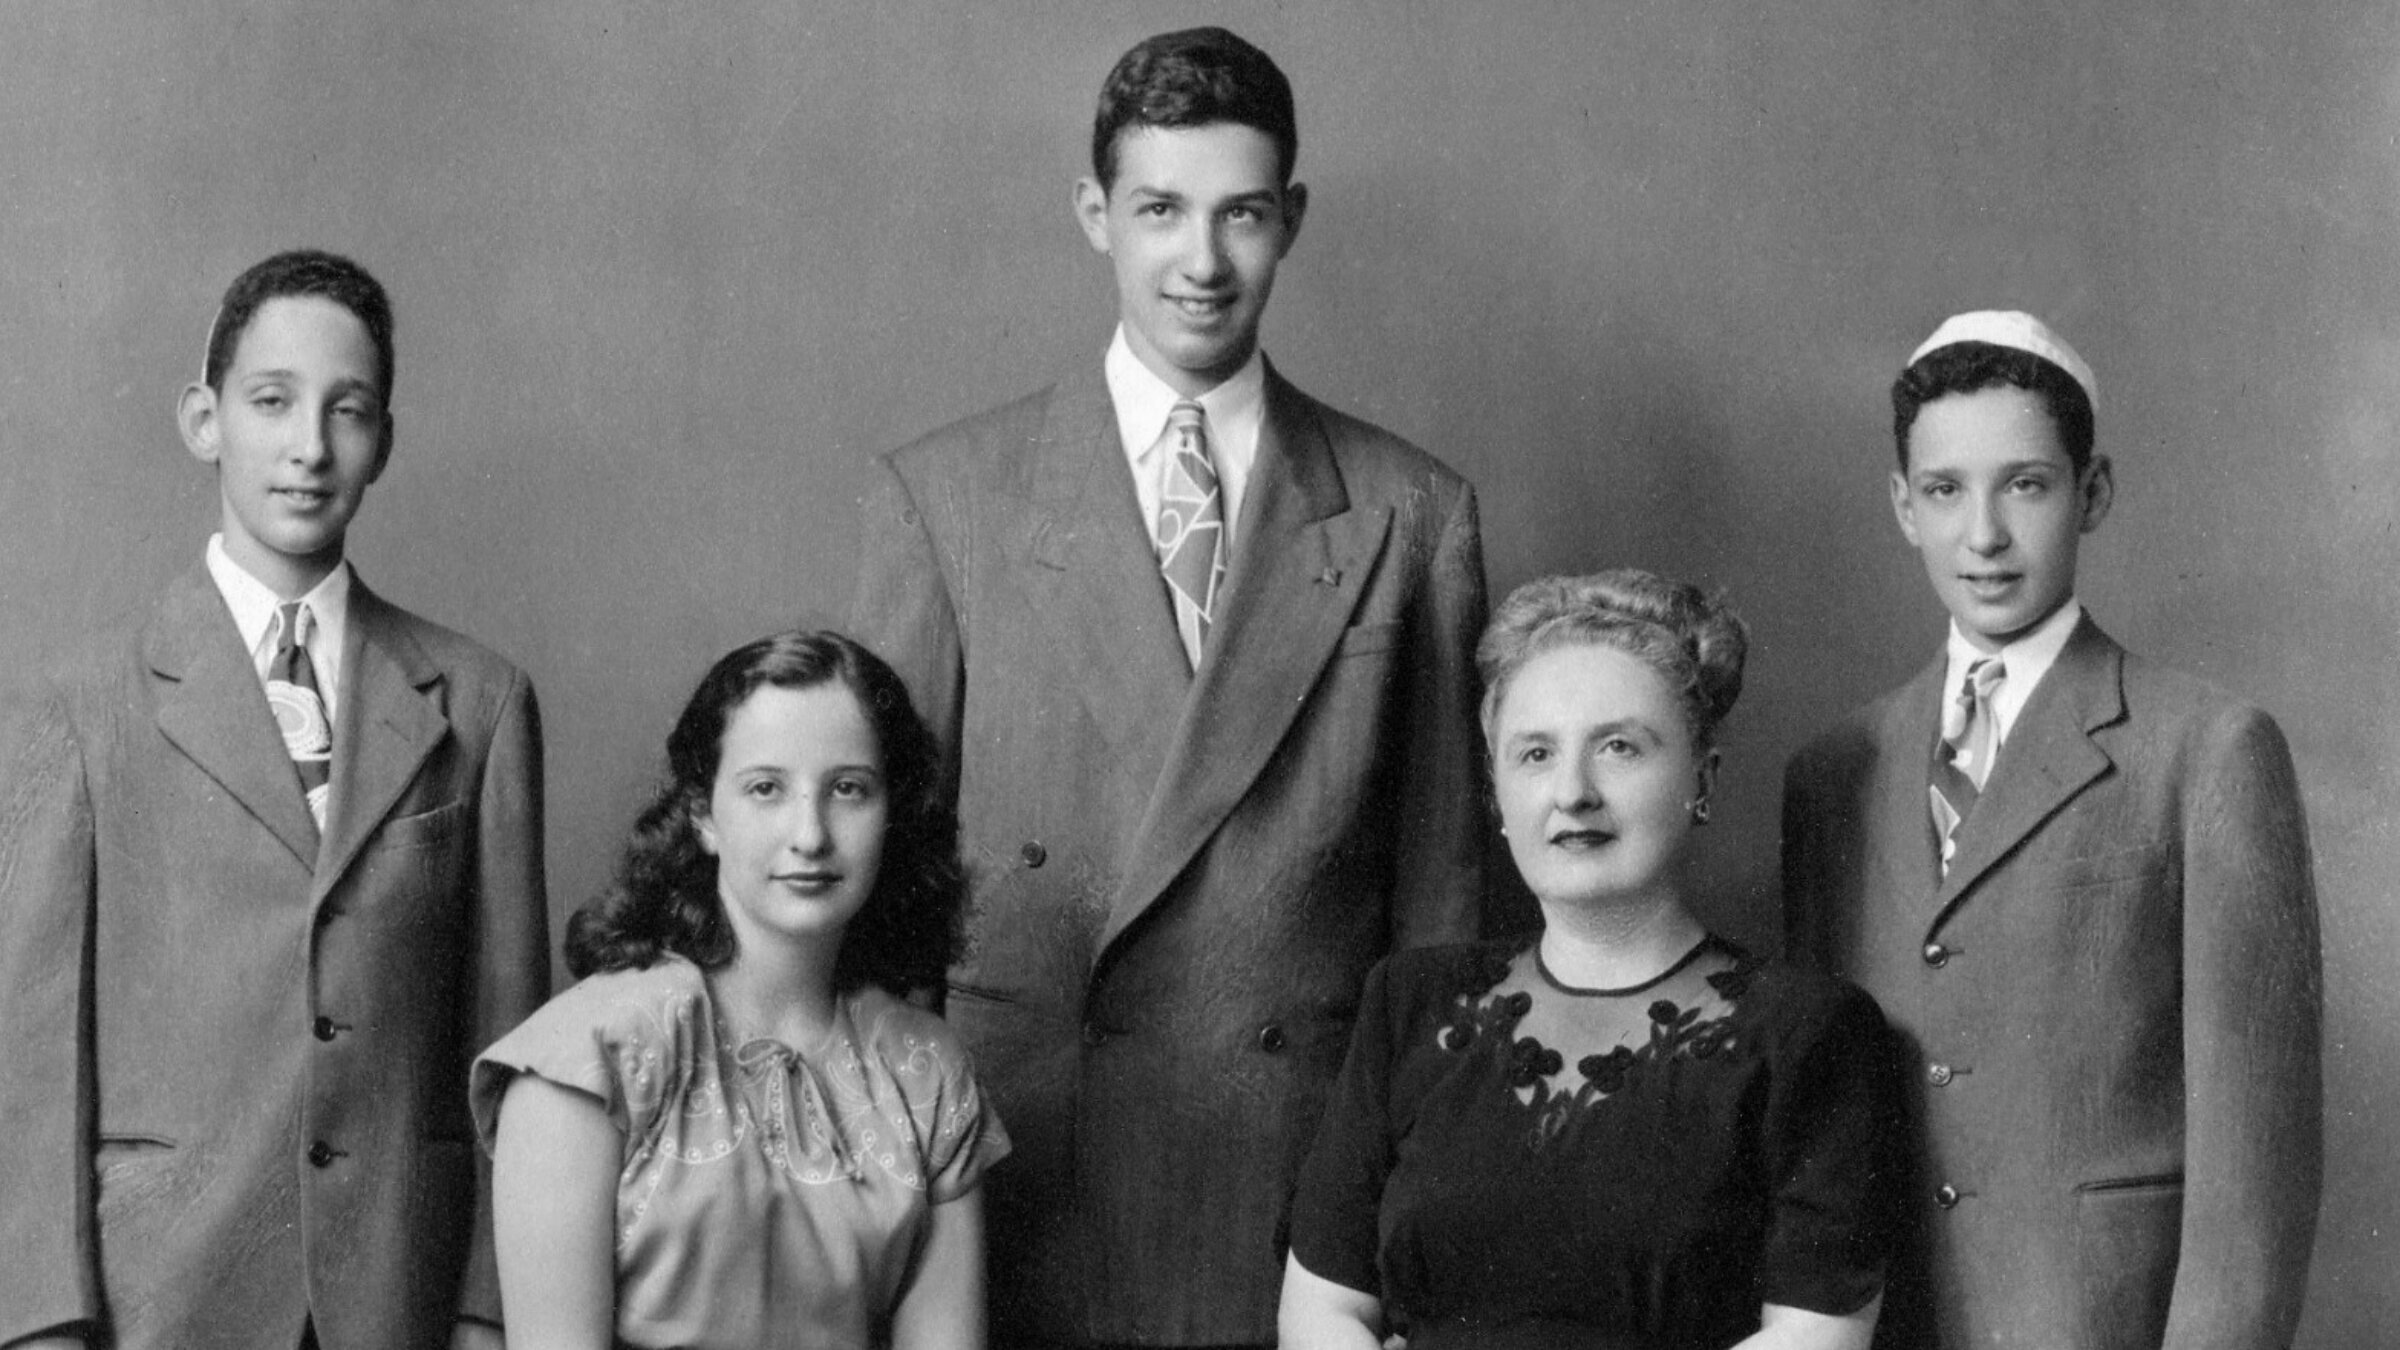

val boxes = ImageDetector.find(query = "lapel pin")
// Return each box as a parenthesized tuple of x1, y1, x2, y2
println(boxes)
(1317, 568, 1341, 587)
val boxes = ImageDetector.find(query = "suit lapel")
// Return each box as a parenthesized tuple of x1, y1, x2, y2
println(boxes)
(313, 580, 448, 901)
(1100, 366, 1387, 953)
(146, 566, 320, 869)
(1023, 366, 1192, 754)
(1933, 616, 2124, 913)
(1876, 652, 1948, 905)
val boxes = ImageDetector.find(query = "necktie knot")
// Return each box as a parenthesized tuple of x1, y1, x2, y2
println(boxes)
(275, 601, 312, 654)
(267, 600, 332, 832)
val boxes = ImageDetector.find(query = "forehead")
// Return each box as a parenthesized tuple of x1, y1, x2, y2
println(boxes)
(225, 295, 379, 386)
(1906, 386, 2072, 473)
(1498, 641, 1681, 731)
(1109, 121, 1284, 195)
(719, 682, 881, 767)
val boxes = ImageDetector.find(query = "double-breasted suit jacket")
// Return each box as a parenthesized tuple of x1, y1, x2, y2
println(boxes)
(1782, 615, 2320, 1350)
(850, 361, 1490, 1345)
(0, 565, 549, 1350)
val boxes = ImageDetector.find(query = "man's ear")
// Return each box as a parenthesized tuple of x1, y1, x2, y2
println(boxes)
(1889, 469, 1921, 547)
(368, 410, 396, 485)
(2078, 454, 2114, 534)
(1074, 176, 1112, 255)
(1277, 180, 1309, 254)
(177, 382, 222, 466)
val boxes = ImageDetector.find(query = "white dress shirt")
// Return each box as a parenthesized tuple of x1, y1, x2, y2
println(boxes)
(1942, 598, 2083, 749)
(204, 533, 352, 728)
(1103, 327, 1267, 551)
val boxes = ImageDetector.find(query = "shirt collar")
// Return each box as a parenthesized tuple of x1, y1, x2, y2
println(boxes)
(1103, 325, 1266, 464)
(204, 533, 352, 659)
(1943, 598, 2081, 743)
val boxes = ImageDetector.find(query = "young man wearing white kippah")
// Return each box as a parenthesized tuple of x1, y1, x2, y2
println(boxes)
(1781, 311, 2322, 1350)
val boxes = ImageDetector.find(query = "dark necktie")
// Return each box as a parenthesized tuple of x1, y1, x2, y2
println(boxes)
(268, 601, 332, 831)
(1152, 400, 1225, 670)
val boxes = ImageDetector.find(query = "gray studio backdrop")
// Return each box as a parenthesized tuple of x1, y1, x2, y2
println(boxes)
(1, 1, 2390, 1341)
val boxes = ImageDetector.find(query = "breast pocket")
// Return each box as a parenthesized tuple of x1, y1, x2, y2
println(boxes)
(377, 798, 468, 851)
(1333, 620, 1401, 660)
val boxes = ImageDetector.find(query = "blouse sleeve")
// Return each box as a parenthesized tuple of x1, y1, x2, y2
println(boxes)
(924, 1036, 1011, 1204)
(469, 967, 693, 1155)
(1754, 975, 1907, 1315)
(1285, 953, 1405, 1297)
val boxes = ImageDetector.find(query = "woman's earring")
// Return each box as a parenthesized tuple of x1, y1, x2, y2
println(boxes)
(1687, 795, 1712, 825)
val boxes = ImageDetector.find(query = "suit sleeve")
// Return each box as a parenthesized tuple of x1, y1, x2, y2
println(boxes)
(456, 669, 552, 1325)
(1387, 479, 1494, 950)
(0, 679, 103, 1343)
(1780, 748, 1830, 968)
(2161, 706, 2321, 1350)
(850, 455, 965, 800)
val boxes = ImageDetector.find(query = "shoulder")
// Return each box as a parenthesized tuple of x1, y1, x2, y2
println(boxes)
(844, 986, 987, 1098)
(1374, 939, 1523, 1009)
(1275, 376, 1470, 500)
(1734, 957, 1888, 1035)
(356, 585, 529, 692)
(497, 957, 710, 1062)
(879, 380, 1070, 489)
(2112, 645, 2284, 742)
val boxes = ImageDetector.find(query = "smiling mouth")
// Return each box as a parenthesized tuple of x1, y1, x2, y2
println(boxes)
(274, 487, 334, 506)
(1166, 294, 1233, 317)
(1548, 828, 1615, 849)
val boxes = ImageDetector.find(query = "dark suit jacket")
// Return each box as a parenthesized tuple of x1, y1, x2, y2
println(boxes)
(850, 361, 1490, 1345)
(0, 564, 549, 1350)
(1783, 615, 2320, 1350)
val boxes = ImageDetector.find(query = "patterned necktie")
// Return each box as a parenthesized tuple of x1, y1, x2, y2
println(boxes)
(1929, 656, 2005, 876)
(268, 601, 333, 830)
(1152, 400, 1226, 670)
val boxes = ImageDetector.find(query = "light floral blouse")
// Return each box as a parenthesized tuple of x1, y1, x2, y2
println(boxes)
(472, 955, 1008, 1350)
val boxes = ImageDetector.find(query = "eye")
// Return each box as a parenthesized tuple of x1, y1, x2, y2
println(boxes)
(2007, 474, 2051, 495)
(830, 775, 878, 800)
(1137, 200, 1175, 219)
(1515, 745, 1551, 767)
(250, 392, 289, 412)
(1599, 736, 1642, 759)
(1920, 480, 1958, 501)
(743, 778, 783, 801)
(332, 400, 374, 422)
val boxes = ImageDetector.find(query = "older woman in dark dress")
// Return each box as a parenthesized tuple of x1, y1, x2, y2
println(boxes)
(1280, 570, 1903, 1350)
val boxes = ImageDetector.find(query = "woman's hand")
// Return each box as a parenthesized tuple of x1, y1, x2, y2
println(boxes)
(890, 1186, 987, 1350)
(1277, 1251, 1387, 1350)
(491, 1073, 621, 1350)
(1726, 1295, 1881, 1350)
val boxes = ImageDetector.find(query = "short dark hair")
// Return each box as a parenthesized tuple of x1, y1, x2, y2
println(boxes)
(204, 249, 396, 400)
(1477, 570, 1750, 752)
(565, 631, 966, 996)
(1091, 26, 1298, 188)
(1891, 340, 2095, 473)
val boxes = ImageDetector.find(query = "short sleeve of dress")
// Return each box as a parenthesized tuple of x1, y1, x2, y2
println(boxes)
(923, 1041, 1009, 1204)
(1286, 953, 1405, 1297)
(1753, 973, 1906, 1316)
(469, 962, 704, 1156)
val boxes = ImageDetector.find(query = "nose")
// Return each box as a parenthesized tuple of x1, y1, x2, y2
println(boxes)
(1179, 218, 1231, 284)
(292, 403, 336, 467)
(1550, 752, 1603, 812)
(788, 795, 833, 858)
(1964, 490, 2010, 555)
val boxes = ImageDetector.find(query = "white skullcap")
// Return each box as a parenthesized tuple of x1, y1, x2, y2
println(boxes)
(1906, 310, 2097, 411)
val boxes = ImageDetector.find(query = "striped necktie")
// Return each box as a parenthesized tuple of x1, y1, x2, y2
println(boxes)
(268, 601, 333, 831)
(1929, 656, 2004, 876)
(1152, 400, 1225, 670)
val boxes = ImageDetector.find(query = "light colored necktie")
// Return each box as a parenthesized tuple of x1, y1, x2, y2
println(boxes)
(1151, 400, 1225, 670)
(268, 601, 333, 831)
(1929, 656, 2005, 876)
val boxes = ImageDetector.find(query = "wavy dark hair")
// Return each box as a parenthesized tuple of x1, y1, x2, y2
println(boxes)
(1892, 339, 2095, 473)
(565, 631, 964, 995)
(1091, 26, 1298, 188)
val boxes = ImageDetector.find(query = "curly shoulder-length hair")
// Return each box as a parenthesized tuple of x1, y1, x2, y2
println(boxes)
(564, 630, 964, 995)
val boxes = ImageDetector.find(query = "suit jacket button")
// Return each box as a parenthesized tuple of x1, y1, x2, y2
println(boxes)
(313, 1016, 338, 1042)
(1020, 841, 1047, 868)
(1927, 1062, 1954, 1086)
(1934, 1183, 1961, 1209)
(1257, 1024, 1287, 1054)
(1922, 941, 1950, 967)
(308, 1140, 337, 1168)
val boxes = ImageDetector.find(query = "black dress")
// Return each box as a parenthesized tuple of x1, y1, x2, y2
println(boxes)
(1287, 936, 1902, 1350)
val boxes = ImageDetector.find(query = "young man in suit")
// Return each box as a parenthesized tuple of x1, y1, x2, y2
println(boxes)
(849, 27, 1492, 1349)
(1781, 311, 2321, 1350)
(0, 250, 549, 1350)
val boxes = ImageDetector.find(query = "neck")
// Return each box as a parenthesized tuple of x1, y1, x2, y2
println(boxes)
(707, 939, 843, 1049)
(1537, 891, 1708, 990)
